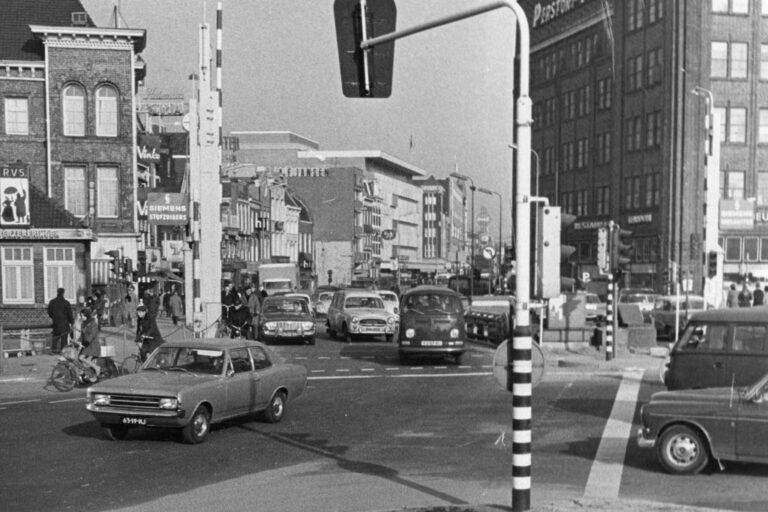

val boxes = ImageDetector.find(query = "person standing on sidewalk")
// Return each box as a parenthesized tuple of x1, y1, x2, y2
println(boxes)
(753, 285, 765, 306)
(47, 288, 73, 354)
(123, 284, 138, 327)
(167, 289, 184, 326)
(142, 283, 160, 320)
(245, 284, 261, 339)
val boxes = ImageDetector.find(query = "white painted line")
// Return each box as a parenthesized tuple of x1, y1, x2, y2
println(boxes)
(360, 368, 375, 372)
(340, 356, 350, 360)
(317, 356, 330, 360)
(0, 399, 41, 406)
(384, 367, 399, 371)
(335, 368, 350, 372)
(310, 370, 326, 373)
(458, 365, 471, 369)
(294, 356, 308, 360)
(434, 366, 448, 370)
(583, 370, 645, 500)
(49, 397, 85, 404)
(410, 367, 424, 370)
(307, 372, 492, 381)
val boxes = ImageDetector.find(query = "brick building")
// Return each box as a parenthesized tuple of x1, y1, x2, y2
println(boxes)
(0, 0, 145, 324)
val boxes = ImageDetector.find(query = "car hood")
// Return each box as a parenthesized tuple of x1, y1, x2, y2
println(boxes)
(262, 312, 312, 321)
(88, 371, 220, 395)
(347, 308, 392, 319)
(648, 387, 738, 405)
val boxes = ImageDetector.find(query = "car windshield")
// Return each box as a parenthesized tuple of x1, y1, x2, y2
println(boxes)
(623, 294, 653, 304)
(144, 347, 225, 375)
(586, 295, 601, 304)
(263, 298, 310, 314)
(379, 293, 398, 302)
(403, 293, 462, 314)
(345, 296, 385, 309)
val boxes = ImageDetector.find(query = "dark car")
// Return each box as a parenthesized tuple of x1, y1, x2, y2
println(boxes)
(258, 295, 316, 345)
(638, 372, 768, 474)
(398, 286, 466, 364)
(465, 294, 514, 344)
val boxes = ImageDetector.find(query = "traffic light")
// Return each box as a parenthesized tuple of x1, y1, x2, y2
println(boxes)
(106, 250, 120, 275)
(597, 227, 608, 273)
(611, 224, 632, 279)
(123, 258, 133, 278)
(334, 0, 396, 98)
(536, 206, 576, 299)
(137, 250, 147, 277)
(707, 251, 718, 278)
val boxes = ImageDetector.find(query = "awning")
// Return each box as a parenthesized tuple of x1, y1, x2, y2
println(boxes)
(146, 270, 184, 283)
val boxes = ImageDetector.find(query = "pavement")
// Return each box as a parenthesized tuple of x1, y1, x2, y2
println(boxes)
(1, 320, 713, 512)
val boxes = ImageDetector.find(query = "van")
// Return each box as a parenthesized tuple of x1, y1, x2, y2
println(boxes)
(398, 286, 466, 365)
(664, 308, 768, 390)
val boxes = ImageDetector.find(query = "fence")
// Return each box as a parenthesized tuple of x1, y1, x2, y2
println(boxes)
(0, 324, 52, 374)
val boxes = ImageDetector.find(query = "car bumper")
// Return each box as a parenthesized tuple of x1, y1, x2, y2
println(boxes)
(349, 326, 397, 335)
(87, 405, 188, 428)
(398, 343, 465, 355)
(636, 427, 656, 449)
(260, 332, 315, 343)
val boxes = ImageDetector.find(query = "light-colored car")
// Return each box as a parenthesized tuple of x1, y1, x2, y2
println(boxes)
(326, 289, 398, 342)
(377, 290, 400, 318)
(86, 339, 307, 443)
(312, 291, 334, 316)
(618, 288, 657, 322)
(584, 293, 607, 323)
(259, 295, 315, 345)
(652, 295, 706, 339)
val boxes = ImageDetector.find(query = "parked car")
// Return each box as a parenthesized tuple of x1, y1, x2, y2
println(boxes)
(398, 286, 467, 364)
(258, 295, 316, 345)
(85, 339, 307, 443)
(618, 288, 657, 322)
(377, 290, 400, 318)
(583, 292, 607, 323)
(312, 291, 334, 316)
(465, 294, 514, 344)
(638, 371, 768, 474)
(652, 294, 706, 339)
(326, 289, 398, 342)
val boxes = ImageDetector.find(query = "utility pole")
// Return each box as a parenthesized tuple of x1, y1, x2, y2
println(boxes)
(184, 15, 223, 336)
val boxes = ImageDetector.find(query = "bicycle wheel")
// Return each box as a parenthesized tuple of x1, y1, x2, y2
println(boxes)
(50, 362, 76, 392)
(120, 355, 141, 375)
(531, 341, 546, 388)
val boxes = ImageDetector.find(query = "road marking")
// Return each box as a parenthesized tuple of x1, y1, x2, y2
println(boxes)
(335, 368, 350, 372)
(361, 368, 375, 372)
(310, 370, 326, 373)
(0, 399, 41, 406)
(583, 369, 645, 500)
(384, 367, 399, 371)
(49, 397, 85, 404)
(318, 356, 330, 360)
(308, 372, 492, 381)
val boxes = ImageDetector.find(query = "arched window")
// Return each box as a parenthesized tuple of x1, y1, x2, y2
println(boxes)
(95, 84, 118, 137)
(62, 84, 85, 136)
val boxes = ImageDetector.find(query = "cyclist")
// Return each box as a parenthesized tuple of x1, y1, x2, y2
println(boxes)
(77, 308, 102, 379)
(136, 305, 164, 360)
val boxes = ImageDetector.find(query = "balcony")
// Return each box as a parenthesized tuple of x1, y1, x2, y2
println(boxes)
(221, 213, 239, 231)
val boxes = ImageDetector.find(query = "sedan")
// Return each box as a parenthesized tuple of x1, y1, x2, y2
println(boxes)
(652, 294, 706, 339)
(259, 295, 316, 345)
(637, 372, 768, 474)
(86, 339, 307, 443)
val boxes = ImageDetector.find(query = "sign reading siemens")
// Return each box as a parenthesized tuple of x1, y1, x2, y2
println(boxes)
(532, 0, 591, 28)
(146, 193, 188, 225)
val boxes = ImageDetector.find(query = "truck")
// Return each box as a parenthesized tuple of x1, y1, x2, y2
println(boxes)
(259, 263, 299, 296)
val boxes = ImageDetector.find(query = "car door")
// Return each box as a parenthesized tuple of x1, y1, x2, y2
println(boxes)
(669, 323, 729, 389)
(736, 384, 768, 462)
(249, 346, 275, 409)
(225, 347, 258, 416)
(728, 324, 768, 388)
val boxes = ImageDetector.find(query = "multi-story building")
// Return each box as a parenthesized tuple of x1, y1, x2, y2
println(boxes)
(520, 0, 768, 295)
(0, 0, 145, 323)
(417, 176, 468, 272)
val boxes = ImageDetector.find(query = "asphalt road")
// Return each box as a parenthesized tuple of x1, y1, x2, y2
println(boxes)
(1, 331, 766, 511)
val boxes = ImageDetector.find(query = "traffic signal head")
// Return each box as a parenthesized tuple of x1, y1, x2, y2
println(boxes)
(536, 206, 576, 299)
(597, 227, 608, 273)
(334, 0, 396, 98)
(611, 225, 632, 277)
(137, 250, 147, 277)
(707, 251, 718, 278)
(106, 250, 120, 275)
(123, 258, 133, 278)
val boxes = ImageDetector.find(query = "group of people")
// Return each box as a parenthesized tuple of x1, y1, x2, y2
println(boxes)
(221, 282, 265, 339)
(726, 282, 768, 308)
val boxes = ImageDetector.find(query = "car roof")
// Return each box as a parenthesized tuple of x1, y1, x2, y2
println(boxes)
(657, 294, 705, 301)
(378, 290, 397, 296)
(401, 285, 462, 297)
(688, 307, 768, 323)
(338, 289, 384, 298)
(162, 338, 267, 351)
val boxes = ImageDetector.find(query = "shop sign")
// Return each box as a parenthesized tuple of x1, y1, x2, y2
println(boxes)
(627, 213, 653, 224)
(136, 134, 162, 163)
(720, 199, 754, 230)
(532, 0, 592, 28)
(0, 228, 56, 239)
(146, 193, 188, 225)
(573, 220, 608, 230)
(162, 240, 185, 262)
(0, 166, 29, 227)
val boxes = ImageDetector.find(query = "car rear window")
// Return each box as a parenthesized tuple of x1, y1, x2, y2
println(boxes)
(346, 296, 385, 309)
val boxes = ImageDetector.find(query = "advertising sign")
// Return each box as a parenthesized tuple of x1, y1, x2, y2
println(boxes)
(146, 193, 188, 225)
(381, 229, 396, 240)
(720, 199, 754, 230)
(0, 164, 30, 226)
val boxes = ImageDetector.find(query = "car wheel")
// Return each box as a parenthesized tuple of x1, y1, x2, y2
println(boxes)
(452, 353, 464, 365)
(657, 425, 710, 475)
(385, 334, 394, 343)
(264, 391, 287, 423)
(183, 405, 211, 444)
(343, 325, 353, 343)
(103, 424, 129, 441)
(307, 337, 315, 346)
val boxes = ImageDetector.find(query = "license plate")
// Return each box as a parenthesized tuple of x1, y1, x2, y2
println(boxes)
(122, 417, 146, 425)
(362, 327, 383, 333)
(421, 340, 443, 346)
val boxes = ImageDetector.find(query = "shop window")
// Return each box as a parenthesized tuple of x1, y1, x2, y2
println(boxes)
(725, 236, 742, 261)
(744, 237, 759, 261)
(2, 247, 34, 304)
(44, 247, 76, 303)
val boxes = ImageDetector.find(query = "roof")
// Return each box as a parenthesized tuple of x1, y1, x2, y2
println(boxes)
(0, 0, 95, 61)
(402, 285, 463, 297)
(28, 185, 88, 229)
(689, 307, 768, 323)
(297, 150, 426, 178)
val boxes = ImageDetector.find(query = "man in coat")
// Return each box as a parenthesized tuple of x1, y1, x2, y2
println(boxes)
(47, 288, 74, 354)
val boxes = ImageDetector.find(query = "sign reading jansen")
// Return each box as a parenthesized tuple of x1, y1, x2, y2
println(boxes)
(146, 193, 188, 225)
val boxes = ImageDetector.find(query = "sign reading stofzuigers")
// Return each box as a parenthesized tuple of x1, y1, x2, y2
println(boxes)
(146, 193, 188, 225)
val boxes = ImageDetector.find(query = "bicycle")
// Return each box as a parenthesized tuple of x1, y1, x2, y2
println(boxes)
(50, 341, 119, 392)
(121, 335, 154, 374)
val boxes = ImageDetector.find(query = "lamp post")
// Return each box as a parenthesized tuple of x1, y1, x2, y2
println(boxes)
(450, 172, 476, 296)
(477, 187, 503, 292)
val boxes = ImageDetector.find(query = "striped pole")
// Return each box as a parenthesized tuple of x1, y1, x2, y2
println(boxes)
(192, 199, 201, 336)
(216, 2, 223, 154)
(606, 271, 614, 360)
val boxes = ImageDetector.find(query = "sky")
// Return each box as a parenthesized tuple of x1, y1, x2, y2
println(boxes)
(82, 0, 521, 241)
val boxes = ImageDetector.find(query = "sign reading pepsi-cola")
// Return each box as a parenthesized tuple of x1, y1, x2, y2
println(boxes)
(381, 229, 396, 240)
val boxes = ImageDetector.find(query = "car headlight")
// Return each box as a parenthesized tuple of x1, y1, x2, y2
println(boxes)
(450, 328, 459, 339)
(159, 398, 179, 410)
(91, 393, 110, 406)
(264, 322, 276, 330)
(387, 316, 395, 325)
(351, 316, 359, 324)
(301, 322, 314, 330)
(394, 307, 399, 315)
(406, 328, 415, 338)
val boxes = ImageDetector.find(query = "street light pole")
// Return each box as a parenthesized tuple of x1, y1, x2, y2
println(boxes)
(478, 187, 503, 292)
(451, 172, 476, 296)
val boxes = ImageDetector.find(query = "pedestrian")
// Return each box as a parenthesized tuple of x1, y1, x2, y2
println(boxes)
(123, 284, 138, 327)
(136, 305, 164, 360)
(221, 282, 241, 320)
(47, 287, 74, 354)
(246, 284, 261, 339)
(77, 308, 102, 379)
(753, 284, 765, 306)
(726, 283, 739, 308)
(738, 282, 753, 308)
(168, 289, 184, 326)
(142, 283, 160, 320)
(260, 284, 268, 299)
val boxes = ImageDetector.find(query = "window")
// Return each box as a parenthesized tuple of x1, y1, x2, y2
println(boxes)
(97, 166, 119, 218)
(577, 85, 591, 117)
(576, 138, 590, 169)
(763, 0, 768, 15)
(95, 85, 118, 136)
(715, 0, 750, 12)
(624, 176, 642, 210)
(645, 174, 660, 207)
(759, 109, 768, 143)
(647, 48, 663, 86)
(597, 77, 612, 110)
(713, 0, 729, 11)
(597, 132, 612, 164)
(711, 42, 729, 77)
(758, 172, 768, 205)
(725, 236, 741, 261)
(715, 107, 727, 142)
(44, 247, 76, 303)
(627, 55, 644, 91)
(628, 0, 644, 31)
(596, 186, 610, 215)
(62, 84, 85, 136)
(745, 237, 760, 261)
(762, 237, 768, 260)
(626, 116, 643, 151)
(712, 42, 749, 78)
(2, 247, 34, 304)
(722, 170, 745, 199)
(64, 166, 87, 216)
(649, 0, 664, 22)
(761, 45, 768, 79)
(646, 111, 663, 147)
(731, 43, 748, 78)
(730, 107, 747, 142)
(4, 98, 28, 135)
